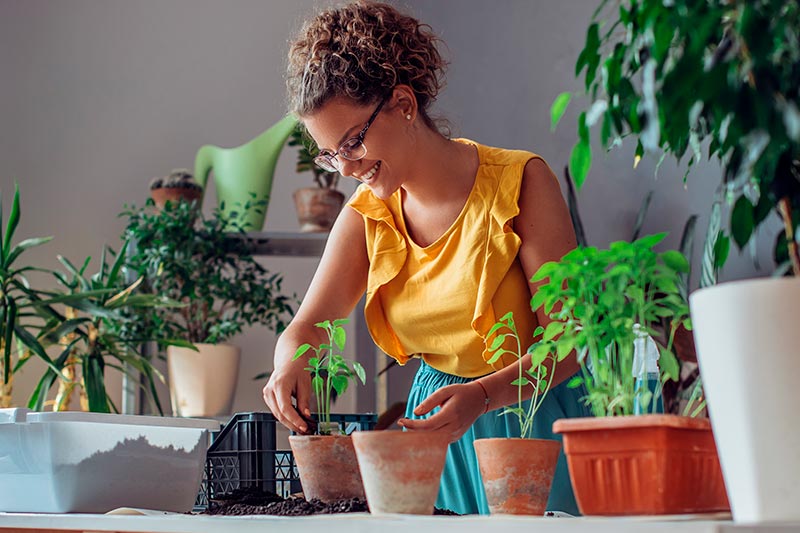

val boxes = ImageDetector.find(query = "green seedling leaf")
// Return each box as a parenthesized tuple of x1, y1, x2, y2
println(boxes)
(293, 343, 312, 360)
(353, 362, 366, 384)
(333, 326, 346, 351)
(511, 378, 531, 387)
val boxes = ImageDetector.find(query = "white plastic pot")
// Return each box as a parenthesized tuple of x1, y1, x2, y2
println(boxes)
(0, 409, 219, 513)
(168, 343, 241, 417)
(690, 277, 800, 522)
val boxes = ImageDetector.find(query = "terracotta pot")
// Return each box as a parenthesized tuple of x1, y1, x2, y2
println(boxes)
(167, 343, 240, 417)
(553, 414, 730, 516)
(150, 186, 202, 211)
(293, 187, 345, 232)
(288, 434, 365, 502)
(474, 438, 561, 515)
(352, 430, 449, 515)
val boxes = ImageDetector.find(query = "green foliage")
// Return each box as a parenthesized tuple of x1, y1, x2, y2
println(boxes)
(121, 198, 295, 345)
(24, 246, 183, 413)
(530, 234, 691, 417)
(485, 311, 571, 439)
(288, 124, 340, 189)
(553, 0, 800, 267)
(292, 319, 365, 434)
(0, 183, 55, 390)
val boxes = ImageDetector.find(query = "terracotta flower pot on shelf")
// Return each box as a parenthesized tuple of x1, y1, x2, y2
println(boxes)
(553, 414, 730, 516)
(474, 437, 561, 515)
(352, 430, 449, 515)
(293, 188, 345, 232)
(288, 434, 365, 502)
(150, 186, 202, 211)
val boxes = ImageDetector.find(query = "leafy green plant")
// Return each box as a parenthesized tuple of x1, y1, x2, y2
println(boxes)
(530, 234, 691, 417)
(0, 183, 58, 408)
(20, 245, 184, 414)
(121, 198, 295, 345)
(292, 319, 366, 434)
(553, 0, 800, 275)
(288, 124, 340, 189)
(485, 312, 570, 438)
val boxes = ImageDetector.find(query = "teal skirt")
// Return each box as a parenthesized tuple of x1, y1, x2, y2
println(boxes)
(404, 359, 590, 515)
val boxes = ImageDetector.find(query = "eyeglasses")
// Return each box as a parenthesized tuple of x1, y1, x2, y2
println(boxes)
(314, 98, 386, 173)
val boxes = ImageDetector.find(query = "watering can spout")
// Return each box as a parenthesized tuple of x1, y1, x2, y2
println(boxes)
(193, 114, 299, 231)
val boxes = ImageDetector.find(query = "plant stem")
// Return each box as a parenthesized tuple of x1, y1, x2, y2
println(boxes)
(778, 197, 800, 276)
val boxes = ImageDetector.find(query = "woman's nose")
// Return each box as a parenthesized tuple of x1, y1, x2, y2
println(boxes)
(338, 159, 361, 179)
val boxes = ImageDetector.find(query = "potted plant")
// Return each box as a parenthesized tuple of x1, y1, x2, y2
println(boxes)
(148, 169, 203, 211)
(287, 318, 366, 502)
(554, 0, 800, 521)
(121, 199, 295, 417)
(535, 235, 728, 515)
(472, 312, 566, 515)
(288, 123, 345, 232)
(18, 245, 185, 414)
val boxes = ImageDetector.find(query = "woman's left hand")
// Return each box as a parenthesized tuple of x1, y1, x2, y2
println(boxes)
(398, 381, 487, 442)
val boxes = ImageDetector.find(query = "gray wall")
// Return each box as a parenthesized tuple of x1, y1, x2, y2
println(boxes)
(0, 1, 777, 416)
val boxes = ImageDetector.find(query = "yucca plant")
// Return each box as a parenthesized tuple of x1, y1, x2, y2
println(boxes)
(0, 183, 62, 408)
(20, 245, 186, 414)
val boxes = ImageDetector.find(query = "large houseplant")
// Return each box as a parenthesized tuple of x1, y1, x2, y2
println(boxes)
(288, 124, 345, 233)
(23, 245, 182, 414)
(288, 319, 366, 503)
(554, 0, 800, 521)
(540, 235, 728, 515)
(472, 311, 567, 515)
(121, 198, 294, 417)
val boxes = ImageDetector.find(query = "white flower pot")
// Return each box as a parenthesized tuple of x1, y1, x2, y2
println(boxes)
(167, 343, 241, 418)
(690, 277, 800, 522)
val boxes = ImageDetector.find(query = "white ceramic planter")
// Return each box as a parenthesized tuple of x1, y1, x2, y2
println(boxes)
(690, 277, 800, 522)
(167, 343, 241, 418)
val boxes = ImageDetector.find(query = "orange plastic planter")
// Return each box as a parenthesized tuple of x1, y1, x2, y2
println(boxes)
(553, 415, 730, 516)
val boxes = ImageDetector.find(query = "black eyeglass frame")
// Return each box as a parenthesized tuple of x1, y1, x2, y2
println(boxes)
(314, 97, 387, 172)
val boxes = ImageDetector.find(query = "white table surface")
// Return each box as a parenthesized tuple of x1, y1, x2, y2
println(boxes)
(1, 511, 799, 533)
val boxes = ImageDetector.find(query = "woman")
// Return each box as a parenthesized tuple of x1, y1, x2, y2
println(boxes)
(263, 0, 588, 515)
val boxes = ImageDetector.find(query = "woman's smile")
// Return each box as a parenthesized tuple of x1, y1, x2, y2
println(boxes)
(357, 161, 381, 184)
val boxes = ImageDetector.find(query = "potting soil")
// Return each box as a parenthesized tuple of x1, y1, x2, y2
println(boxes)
(203, 488, 459, 516)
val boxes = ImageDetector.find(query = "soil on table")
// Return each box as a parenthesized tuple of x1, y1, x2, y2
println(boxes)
(203, 487, 459, 516)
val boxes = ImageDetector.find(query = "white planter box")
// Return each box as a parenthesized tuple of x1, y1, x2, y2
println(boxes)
(0, 409, 219, 513)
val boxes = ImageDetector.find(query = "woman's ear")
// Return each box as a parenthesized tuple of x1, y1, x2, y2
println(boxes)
(392, 85, 418, 122)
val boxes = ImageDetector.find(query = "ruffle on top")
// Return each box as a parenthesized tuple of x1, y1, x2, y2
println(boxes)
(348, 139, 540, 374)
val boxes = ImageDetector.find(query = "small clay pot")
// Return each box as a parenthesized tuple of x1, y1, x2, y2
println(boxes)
(474, 437, 561, 515)
(293, 188, 345, 232)
(289, 434, 364, 502)
(352, 430, 450, 515)
(151, 186, 202, 211)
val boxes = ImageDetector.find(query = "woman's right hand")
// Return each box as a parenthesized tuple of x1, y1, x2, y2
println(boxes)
(262, 351, 313, 434)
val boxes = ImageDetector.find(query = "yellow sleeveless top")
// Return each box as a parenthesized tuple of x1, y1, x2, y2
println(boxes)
(348, 139, 543, 378)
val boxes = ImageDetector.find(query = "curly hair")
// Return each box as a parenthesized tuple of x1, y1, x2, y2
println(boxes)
(286, 1, 447, 128)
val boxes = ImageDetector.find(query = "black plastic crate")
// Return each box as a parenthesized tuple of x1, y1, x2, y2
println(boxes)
(195, 411, 376, 511)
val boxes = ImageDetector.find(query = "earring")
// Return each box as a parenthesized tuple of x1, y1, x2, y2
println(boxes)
(406, 114, 412, 120)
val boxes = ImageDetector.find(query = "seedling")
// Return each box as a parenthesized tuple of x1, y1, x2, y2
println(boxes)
(486, 312, 570, 438)
(293, 319, 365, 434)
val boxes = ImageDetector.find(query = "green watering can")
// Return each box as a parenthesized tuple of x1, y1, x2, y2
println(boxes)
(194, 114, 298, 231)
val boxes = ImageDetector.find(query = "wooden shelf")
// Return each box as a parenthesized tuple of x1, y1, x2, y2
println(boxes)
(231, 231, 329, 257)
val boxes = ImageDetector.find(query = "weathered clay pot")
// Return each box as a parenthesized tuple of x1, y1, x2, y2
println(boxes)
(150, 186, 202, 211)
(289, 434, 364, 502)
(474, 437, 561, 515)
(352, 430, 449, 515)
(293, 187, 345, 232)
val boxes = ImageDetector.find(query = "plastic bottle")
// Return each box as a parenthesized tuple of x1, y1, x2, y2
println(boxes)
(632, 324, 664, 414)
